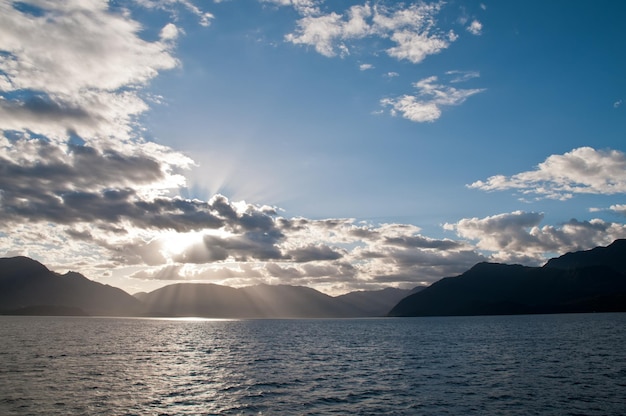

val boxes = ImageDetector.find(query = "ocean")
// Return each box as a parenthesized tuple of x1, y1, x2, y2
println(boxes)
(1, 313, 625, 415)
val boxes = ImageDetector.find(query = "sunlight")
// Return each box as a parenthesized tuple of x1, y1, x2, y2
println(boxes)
(142, 317, 238, 322)
(158, 231, 203, 256)
(158, 229, 231, 258)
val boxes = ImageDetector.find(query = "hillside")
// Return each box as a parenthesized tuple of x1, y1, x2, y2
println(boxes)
(389, 240, 626, 317)
(0, 256, 143, 316)
(544, 239, 626, 273)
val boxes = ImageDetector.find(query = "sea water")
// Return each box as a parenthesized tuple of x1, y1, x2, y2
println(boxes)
(0, 314, 625, 415)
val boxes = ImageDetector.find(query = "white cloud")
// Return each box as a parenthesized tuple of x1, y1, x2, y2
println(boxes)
(384, 71, 399, 78)
(160, 23, 181, 41)
(386, 29, 452, 63)
(469, 147, 626, 199)
(380, 75, 484, 122)
(445, 211, 626, 264)
(614, 99, 623, 108)
(0, 0, 181, 141)
(446, 70, 480, 83)
(284, 2, 455, 63)
(134, 0, 214, 26)
(609, 204, 626, 215)
(359, 63, 374, 71)
(0, 2, 178, 95)
(261, 0, 321, 16)
(285, 4, 373, 57)
(467, 20, 482, 35)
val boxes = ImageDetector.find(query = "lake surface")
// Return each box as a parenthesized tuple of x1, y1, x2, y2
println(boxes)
(1, 314, 625, 415)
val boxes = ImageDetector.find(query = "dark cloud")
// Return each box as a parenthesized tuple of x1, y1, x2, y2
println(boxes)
(0, 141, 164, 195)
(174, 230, 285, 264)
(384, 235, 463, 250)
(287, 244, 344, 262)
(132, 265, 183, 281)
(0, 94, 92, 121)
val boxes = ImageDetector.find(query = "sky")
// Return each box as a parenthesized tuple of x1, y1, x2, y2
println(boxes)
(1, 0, 625, 295)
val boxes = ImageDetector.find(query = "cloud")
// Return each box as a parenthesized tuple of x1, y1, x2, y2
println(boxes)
(446, 70, 480, 83)
(384, 71, 399, 78)
(284, 2, 455, 63)
(112, 216, 487, 292)
(469, 147, 626, 199)
(134, 0, 214, 26)
(277, 2, 484, 123)
(359, 63, 374, 71)
(0, 1, 181, 141)
(445, 211, 626, 264)
(386, 29, 454, 63)
(380, 74, 485, 122)
(261, 0, 321, 16)
(466, 20, 482, 35)
(614, 99, 623, 108)
(609, 204, 626, 216)
(286, 244, 344, 262)
(284, 5, 371, 57)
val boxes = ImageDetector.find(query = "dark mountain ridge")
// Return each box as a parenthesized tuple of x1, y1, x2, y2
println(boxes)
(0, 256, 142, 316)
(5, 239, 626, 318)
(389, 240, 626, 317)
(544, 239, 626, 272)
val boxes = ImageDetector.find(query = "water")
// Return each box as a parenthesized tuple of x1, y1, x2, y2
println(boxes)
(0, 314, 625, 415)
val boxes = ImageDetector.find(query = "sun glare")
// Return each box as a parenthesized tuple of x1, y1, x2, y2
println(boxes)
(159, 230, 205, 256)
(158, 229, 232, 258)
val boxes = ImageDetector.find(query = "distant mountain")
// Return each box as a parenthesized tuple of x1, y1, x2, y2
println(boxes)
(0, 255, 419, 318)
(0, 256, 143, 316)
(389, 240, 626, 317)
(138, 283, 413, 318)
(335, 286, 423, 317)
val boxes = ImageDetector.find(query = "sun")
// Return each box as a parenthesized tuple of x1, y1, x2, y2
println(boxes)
(157, 229, 233, 260)
(158, 230, 205, 257)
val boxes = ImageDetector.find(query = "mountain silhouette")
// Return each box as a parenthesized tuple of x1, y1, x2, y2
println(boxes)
(0, 256, 413, 317)
(138, 283, 417, 318)
(544, 239, 626, 273)
(334, 286, 423, 317)
(0, 256, 142, 316)
(4, 240, 626, 318)
(389, 240, 626, 317)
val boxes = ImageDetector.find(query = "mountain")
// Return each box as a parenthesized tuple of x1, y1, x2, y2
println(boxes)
(389, 240, 626, 317)
(335, 286, 423, 317)
(0, 255, 418, 318)
(138, 283, 412, 318)
(544, 239, 626, 273)
(0, 256, 143, 316)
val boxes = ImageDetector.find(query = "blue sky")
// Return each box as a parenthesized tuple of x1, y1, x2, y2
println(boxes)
(1, 0, 625, 294)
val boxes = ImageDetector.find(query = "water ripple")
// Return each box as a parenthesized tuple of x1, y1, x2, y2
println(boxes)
(0, 314, 625, 415)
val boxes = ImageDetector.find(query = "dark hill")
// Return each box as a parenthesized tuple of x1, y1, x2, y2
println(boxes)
(389, 240, 626, 317)
(544, 239, 626, 273)
(0, 257, 142, 316)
